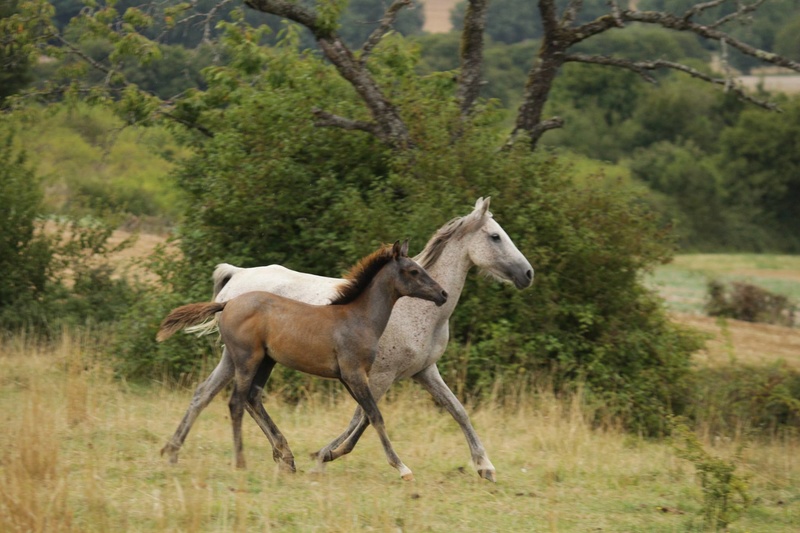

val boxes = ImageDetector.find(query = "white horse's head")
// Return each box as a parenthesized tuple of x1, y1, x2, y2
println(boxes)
(416, 197, 533, 290)
(463, 197, 533, 289)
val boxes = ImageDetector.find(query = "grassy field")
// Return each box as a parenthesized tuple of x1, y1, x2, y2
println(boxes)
(4, 249, 798, 531)
(649, 254, 800, 370)
(1, 332, 798, 532)
(650, 254, 800, 315)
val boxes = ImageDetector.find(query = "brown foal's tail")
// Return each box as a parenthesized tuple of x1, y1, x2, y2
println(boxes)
(157, 302, 227, 342)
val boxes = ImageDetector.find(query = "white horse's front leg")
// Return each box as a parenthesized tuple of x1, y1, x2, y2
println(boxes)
(413, 364, 496, 482)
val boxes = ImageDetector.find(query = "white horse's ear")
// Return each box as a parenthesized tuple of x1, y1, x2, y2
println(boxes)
(475, 196, 491, 215)
(400, 239, 409, 257)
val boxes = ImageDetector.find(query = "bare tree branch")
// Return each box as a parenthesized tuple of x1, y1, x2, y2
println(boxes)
(565, 53, 658, 82)
(681, 0, 726, 21)
(506, 116, 564, 149)
(564, 53, 780, 110)
(561, 0, 583, 27)
(621, 9, 800, 72)
(607, 0, 624, 28)
(457, 0, 488, 116)
(708, 0, 767, 29)
(312, 109, 381, 135)
(360, 0, 412, 60)
(56, 35, 114, 78)
(244, 0, 411, 148)
(244, 0, 321, 34)
(202, 0, 234, 44)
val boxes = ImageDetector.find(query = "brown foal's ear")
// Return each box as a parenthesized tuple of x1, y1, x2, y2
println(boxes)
(392, 240, 402, 259)
(400, 239, 409, 257)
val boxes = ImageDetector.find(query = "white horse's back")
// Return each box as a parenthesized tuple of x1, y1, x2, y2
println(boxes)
(215, 264, 342, 305)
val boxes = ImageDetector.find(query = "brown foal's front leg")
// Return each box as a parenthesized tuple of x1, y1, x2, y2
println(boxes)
(339, 372, 413, 481)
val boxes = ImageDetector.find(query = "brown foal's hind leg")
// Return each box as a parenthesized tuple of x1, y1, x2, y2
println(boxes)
(243, 358, 296, 473)
(340, 373, 413, 481)
(227, 349, 264, 469)
(161, 348, 234, 463)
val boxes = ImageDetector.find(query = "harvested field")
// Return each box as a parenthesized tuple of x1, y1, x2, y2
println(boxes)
(674, 313, 800, 370)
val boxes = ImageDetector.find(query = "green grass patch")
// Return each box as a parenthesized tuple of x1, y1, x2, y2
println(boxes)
(1, 333, 798, 532)
(650, 254, 800, 315)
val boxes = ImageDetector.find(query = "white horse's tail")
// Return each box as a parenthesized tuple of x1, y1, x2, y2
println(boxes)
(184, 263, 244, 337)
(212, 263, 244, 299)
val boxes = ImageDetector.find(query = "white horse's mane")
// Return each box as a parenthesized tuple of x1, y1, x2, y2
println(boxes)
(415, 208, 489, 270)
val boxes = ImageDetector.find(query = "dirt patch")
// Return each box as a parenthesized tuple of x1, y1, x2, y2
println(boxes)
(674, 313, 800, 370)
(729, 268, 800, 283)
(421, 0, 459, 33)
(738, 75, 800, 95)
(105, 230, 177, 281)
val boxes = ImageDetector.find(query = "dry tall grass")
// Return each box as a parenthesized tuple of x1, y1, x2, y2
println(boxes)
(0, 332, 798, 532)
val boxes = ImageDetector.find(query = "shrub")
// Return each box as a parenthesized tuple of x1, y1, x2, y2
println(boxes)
(705, 279, 796, 326)
(689, 363, 800, 435)
(0, 128, 141, 333)
(0, 132, 51, 317)
(671, 418, 751, 530)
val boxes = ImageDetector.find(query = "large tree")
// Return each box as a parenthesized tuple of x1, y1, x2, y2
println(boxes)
(5, 0, 799, 150)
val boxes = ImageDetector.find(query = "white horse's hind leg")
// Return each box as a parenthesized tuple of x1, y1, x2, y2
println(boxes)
(161, 349, 235, 463)
(413, 364, 496, 482)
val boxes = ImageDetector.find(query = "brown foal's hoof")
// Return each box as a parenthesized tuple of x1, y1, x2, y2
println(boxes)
(279, 459, 296, 474)
(309, 449, 333, 463)
(401, 472, 415, 481)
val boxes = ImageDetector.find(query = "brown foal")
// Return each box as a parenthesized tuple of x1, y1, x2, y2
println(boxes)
(156, 240, 447, 480)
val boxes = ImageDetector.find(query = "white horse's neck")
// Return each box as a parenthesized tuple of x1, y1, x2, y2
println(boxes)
(416, 235, 474, 323)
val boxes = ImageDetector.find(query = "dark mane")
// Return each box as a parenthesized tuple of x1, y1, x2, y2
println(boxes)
(331, 245, 395, 305)
(414, 209, 489, 270)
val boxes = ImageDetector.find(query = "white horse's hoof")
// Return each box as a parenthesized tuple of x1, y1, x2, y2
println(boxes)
(478, 468, 496, 482)
(399, 465, 414, 481)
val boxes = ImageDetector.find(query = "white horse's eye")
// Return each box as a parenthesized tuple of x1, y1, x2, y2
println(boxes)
(490, 233, 501, 242)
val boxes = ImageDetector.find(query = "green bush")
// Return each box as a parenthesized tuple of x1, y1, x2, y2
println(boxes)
(671, 418, 751, 530)
(0, 132, 52, 318)
(111, 31, 700, 434)
(0, 128, 141, 333)
(706, 280, 796, 326)
(689, 363, 800, 435)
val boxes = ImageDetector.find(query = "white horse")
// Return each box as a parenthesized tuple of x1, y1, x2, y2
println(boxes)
(168, 197, 533, 481)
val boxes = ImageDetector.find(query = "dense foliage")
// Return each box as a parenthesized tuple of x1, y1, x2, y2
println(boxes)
(0, 127, 138, 332)
(109, 29, 702, 434)
(2, 0, 798, 437)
